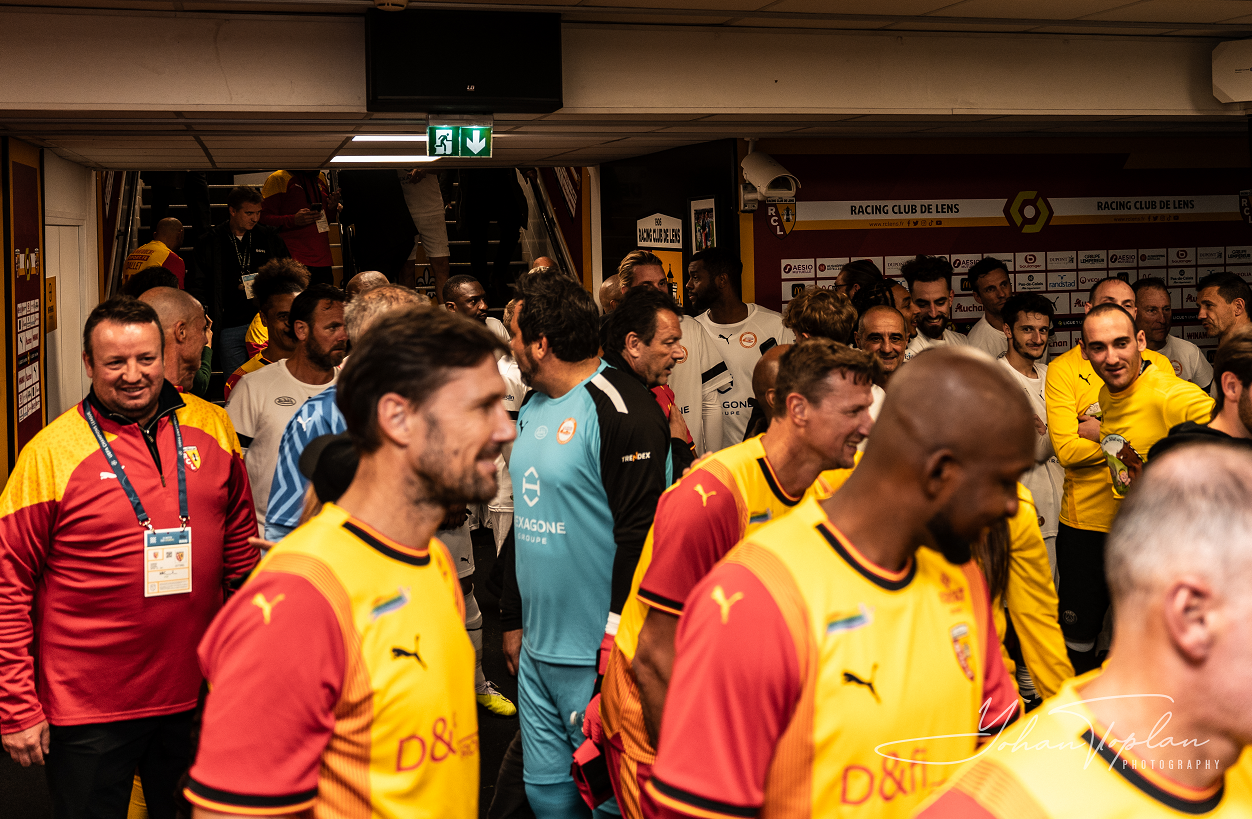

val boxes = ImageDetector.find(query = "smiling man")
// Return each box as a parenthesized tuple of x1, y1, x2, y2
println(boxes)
(444, 273, 510, 343)
(0, 297, 257, 819)
(600, 339, 876, 818)
(901, 254, 969, 361)
(855, 304, 909, 422)
(186, 308, 513, 819)
(644, 347, 1031, 819)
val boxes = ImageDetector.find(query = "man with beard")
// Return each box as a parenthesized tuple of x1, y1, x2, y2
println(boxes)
(621, 251, 730, 456)
(444, 273, 511, 344)
(1134, 276, 1212, 388)
(227, 283, 346, 532)
(902, 254, 969, 362)
(965, 257, 1014, 359)
(997, 293, 1064, 575)
(1061, 304, 1212, 675)
(1150, 327, 1252, 459)
(643, 347, 1030, 819)
(855, 304, 909, 422)
(505, 267, 670, 818)
(599, 339, 876, 818)
(185, 308, 512, 819)
(1045, 277, 1176, 673)
(687, 247, 793, 450)
(1197, 272, 1252, 349)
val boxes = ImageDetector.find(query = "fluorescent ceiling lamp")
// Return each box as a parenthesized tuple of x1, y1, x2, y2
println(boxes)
(351, 135, 428, 142)
(331, 155, 440, 163)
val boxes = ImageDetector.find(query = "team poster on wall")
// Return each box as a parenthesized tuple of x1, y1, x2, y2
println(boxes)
(751, 153, 1252, 359)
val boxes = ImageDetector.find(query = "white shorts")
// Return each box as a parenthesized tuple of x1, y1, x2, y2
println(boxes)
(401, 173, 450, 259)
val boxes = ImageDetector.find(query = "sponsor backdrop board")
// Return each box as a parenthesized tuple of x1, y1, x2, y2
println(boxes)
(753, 154, 1252, 357)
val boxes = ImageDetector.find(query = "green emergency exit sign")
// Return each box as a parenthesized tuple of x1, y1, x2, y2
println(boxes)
(427, 125, 493, 158)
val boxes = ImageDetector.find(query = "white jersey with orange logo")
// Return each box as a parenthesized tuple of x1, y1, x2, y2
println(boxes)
(695, 304, 794, 449)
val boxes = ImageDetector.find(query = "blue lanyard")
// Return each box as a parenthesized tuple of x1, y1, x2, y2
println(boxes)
(84, 403, 188, 530)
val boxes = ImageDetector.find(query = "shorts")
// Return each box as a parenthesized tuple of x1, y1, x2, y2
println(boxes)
(1055, 523, 1109, 644)
(519, 649, 598, 786)
(605, 731, 652, 819)
(439, 520, 475, 579)
(402, 174, 450, 258)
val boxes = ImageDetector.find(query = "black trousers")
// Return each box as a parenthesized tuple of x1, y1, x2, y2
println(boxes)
(1055, 523, 1109, 645)
(46, 710, 194, 819)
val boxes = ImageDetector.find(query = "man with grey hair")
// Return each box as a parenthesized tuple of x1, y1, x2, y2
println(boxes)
(138, 286, 209, 392)
(918, 442, 1252, 817)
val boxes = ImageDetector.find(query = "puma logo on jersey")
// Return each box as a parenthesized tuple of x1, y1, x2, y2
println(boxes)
(1078, 373, 1092, 385)
(295, 412, 318, 432)
(694, 484, 717, 506)
(711, 586, 744, 624)
(252, 593, 286, 624)
(718, 334, 733, 344)
(392, 635, 427, 669)
(842, 664, 880, 703)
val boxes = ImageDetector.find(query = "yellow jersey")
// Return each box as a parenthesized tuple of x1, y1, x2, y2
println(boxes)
(186, 504, 478, 819)
(1045, 345, 1173, 533)
(645, 495, 1020, 819)
(245, 312, 268, 358)
(1098, 358, 1214, 499)
(602, 435, 838, 766)
(915, 673, 1252, 818)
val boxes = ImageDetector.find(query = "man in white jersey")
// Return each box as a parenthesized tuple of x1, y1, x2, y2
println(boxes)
(964, 256, 1013, 359)
(687, 246, 794, 448)
(997, 293, 1064, 575)
(619, 250, 730, 455)
(1134, 276, 1213, 390)
(226, 283, 346, 530)
(901, 254, 969, 361)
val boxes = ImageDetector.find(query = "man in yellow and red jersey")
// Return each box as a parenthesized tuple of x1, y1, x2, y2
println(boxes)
(1044, 276, 1177, 674)
(599, 339, 878, 817)
(644, 347, 1033, 819)
(185, 308, 514, 818)
(122, 218, 186, 287)
(916, 443, 1252, 819)
(221, 259, 306, 401)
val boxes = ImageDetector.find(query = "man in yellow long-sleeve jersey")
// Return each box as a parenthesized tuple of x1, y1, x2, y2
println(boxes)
(1044, 277, 1176, 673)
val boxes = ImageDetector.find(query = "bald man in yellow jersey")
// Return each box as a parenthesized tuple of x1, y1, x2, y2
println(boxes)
(916, 443, 1252, 819)
(1044, 277, 1176, 674)
(644, 348, 1033, 819)
(597, 340, 876, 818)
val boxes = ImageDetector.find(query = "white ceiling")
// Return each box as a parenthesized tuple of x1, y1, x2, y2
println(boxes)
(3, 0, 1251, 169)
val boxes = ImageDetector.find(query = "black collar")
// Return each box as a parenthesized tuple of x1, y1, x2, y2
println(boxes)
(602, 348, 649, 389)
(86, 381, 184, 433)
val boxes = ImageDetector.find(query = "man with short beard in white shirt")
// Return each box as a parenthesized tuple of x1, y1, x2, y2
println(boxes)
(901, 254, 969, 361)
(965, 257, 1013, 359)
(996, 292, 1064, 577)
(688, 247, 794, 449)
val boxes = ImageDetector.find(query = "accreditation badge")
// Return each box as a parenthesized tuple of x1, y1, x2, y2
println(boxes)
(144, 528, 192, 597)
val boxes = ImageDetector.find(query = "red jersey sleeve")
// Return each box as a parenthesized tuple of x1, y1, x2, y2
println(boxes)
(185, 571, 344, 814)
(966, 564, 1020, 733)
(0, 443, 56, 732)
(645, 562, 800, 819)
(219, 442, 260, 589)
(637, 469, 742, 616)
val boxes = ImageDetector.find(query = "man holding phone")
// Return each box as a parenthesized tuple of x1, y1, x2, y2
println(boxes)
(261, 170, 341, 287)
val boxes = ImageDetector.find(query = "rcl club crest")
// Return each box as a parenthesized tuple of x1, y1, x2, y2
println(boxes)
(768, 198, 797, 239)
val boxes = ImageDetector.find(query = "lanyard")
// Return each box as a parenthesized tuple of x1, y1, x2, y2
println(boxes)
(84, 404, 188, 530)
(231, 231, 251, 276)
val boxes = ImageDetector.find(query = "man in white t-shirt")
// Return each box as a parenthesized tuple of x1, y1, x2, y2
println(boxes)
(619, 250, 732, 454)
(964, 257, 1013, 359)
(687, 247, 794, 448)
(226, 283, 346, 529)
(996, 292, 1064, 576)
(901, 254, 969, 361)
(1134, 276, 1213, 390)
(444, 273, 511, 344)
